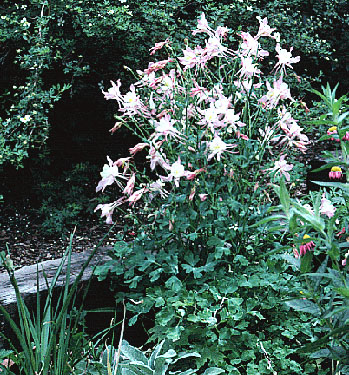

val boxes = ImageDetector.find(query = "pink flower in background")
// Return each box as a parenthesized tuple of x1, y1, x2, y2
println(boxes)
(123, 173, 136, 196)
(269, 155, 293, 181)
(342, 131, 349, 141)
(274, 44, 300, 74)
(149, 38, 170, 55)
(129, 142, 149, 155)
(199, 193, 208, 201)
(128, 187, 147, 205)
(320, 193, 336, 218)
(192, 12, 213, 36)
(329, 166, 342, 180)
(256, 17, 275, 38)
(259, 77, 292, 108)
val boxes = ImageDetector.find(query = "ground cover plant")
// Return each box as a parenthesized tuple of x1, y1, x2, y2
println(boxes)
(91, 13, 349, 374)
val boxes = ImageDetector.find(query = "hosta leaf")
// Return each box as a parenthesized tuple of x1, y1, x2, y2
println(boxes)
(202, 367, 225, 375)
(121, 340, 148, 364)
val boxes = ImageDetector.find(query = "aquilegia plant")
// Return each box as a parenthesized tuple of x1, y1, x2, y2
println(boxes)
(94, 14, 324, 374)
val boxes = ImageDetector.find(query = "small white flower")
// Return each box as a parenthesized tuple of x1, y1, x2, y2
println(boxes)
(20, 115, 31, 123)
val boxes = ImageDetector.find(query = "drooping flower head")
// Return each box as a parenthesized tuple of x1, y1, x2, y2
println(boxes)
(329, 166, 342, 180)
(299, 234, 315, 257)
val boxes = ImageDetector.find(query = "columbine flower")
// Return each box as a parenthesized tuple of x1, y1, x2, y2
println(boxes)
(320, 193, 336, 218)
(123, 173, 136, 196)
(259, 77, 292, 109)
(256, 16, 275, 38)
(274, 43, 300, 74)
(96, 156, 128, 192)
(208, 136, 236, 161)
(239, 56, 261, 78)
(269, 155, 293, 181)
(166, 158, 188, 187)
(299, 234, 315, 257)
(149, 38, 170, 55)
(329, 166, 342, 180)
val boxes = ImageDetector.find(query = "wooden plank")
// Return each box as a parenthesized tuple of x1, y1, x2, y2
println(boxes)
(0, 246, 112, 315)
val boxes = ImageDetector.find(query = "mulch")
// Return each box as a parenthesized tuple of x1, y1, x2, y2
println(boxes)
(0, 200, 119, 271)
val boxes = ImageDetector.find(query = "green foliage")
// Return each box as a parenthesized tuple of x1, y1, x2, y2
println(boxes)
(269, 84, 349, 373)
(0, 229, 114, 374)
(33, 161, 101, 234)
(92, 13, 328, 374)
(1, 0, 348, 169)
(76, 339, 214, 375)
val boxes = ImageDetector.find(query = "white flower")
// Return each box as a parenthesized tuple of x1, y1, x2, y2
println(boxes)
(20, 115, 31, 123)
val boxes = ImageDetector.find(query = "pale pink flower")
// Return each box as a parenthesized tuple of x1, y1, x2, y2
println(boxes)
(215, 26, 229, 38)
(239, 32, 269, 58)
(123, 173, 136, 196)
(147, 146, 170, 171)
(102, 80, 123, 106)
(129, 142, 149, 155)
(275, 107, 309, 151)
(128, 187, 147, 205)
(149, 38, 170, 55)
(144, 58, 173, 75)
(95, 198, 126, 224)
(160, 158, 189, 187)
(153, 114, 183, 141)
(259, 77, 293, 109)
(239, 56, 261, 78)
(186, 168, 206, 180)
(190, 81, 209, 102)
(148, 179, 168, 199)
(205, 36, 228, 59)
(256, 17, 275, 38)
(199, 193, 208, 201)
(274, 43, 300, 74)
(189, 186, 196, 201)
(208, 136, 237, 161)
(178, 46, 204, 70)
(269, 155, 293, 181)
(192, 13, 213, 36)
(115, 157, 132, 170)
(320, 193, 336, 218)
(96, 156, 128, 192)
(169, 158, 187, 187)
